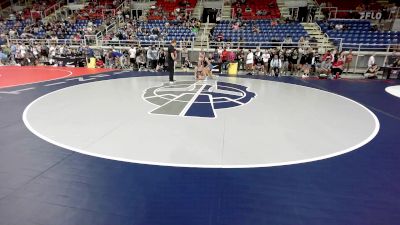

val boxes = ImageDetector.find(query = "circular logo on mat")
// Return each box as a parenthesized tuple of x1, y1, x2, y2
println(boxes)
(143, 80, 256, 118)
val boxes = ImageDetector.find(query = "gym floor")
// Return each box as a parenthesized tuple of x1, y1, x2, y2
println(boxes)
(0, 66, 399, 225)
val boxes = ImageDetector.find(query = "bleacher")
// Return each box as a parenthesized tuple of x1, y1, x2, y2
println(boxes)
(3, 20, 29, 36)
(43, 19, 103, 39)
(76, 0, 121, 20)
(212, 20, 307, 48)
(317, 0, 382, 18)
(148, 0, 197, 20)
(136, 20, 195, 46)
(3, 19, 102, 39)
(319, 20, 400, 50)
(22, 0, 59, 20)
(232, 0, 280, 20)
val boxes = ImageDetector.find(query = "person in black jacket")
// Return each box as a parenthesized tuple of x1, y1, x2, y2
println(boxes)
(167, 39, 177, 83)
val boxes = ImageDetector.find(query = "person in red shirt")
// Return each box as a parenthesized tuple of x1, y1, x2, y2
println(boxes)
(322, 50, 332, 61)
(331, 55, 344, 78)
(221, 47, 230, 70)
(228, 50, 236, 62)
(96, 58, 104, 68)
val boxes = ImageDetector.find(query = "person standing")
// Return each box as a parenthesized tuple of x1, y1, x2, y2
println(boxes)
(344, 49, 353, 73)
(245, 49, 254, 75)
(167, 39, 177, 83)
(270, 54, 282, 77)
(368, 54, 375, 68)
(128, 45, 136, 69)
(262, 49, 270, 75)
(181, 46, 189, 69)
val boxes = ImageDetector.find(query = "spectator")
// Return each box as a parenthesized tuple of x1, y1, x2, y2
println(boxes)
(334, 23, 344, 30)
(150, 46, 159, 70)
(298, 36, 306, 49)
(181, 46, 189, 68)
(232, 22, 240, 31)
(262, 49, 271, 75)
(212, 48, 221, 64)
(319, 58, 332, 76)
(311, 53, 320, 75)
(252, 25, 260, 33)
(157, 49, 166, 71)
(236, 48, 245, 70)
(331, 55, 345, 78)
(129, 45, 137, 67)
(322, 50, 333, 61)
(217, 32, 224, 42)
(270, 54, 282, 76)
(281, 49, 290, 75)
(364, 63, 379, 79)
(309, 36, 318, 48)
(0, 48, 8, 65)
(221, 47, 230, 70)
(300, 51, 313, 77)
(368, 54, 375, 68)
(136, 52, 146, 70)
(246, 49, 254, 75)
(344, 49, 353, 73)
(228, 50, 236, 62)
(146, 45, 157, 70)
(291, 48, 299, 74)
(284, 36, 293, 43)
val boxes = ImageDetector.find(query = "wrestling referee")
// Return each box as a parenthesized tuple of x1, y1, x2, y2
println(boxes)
(167, 39, 177, 84)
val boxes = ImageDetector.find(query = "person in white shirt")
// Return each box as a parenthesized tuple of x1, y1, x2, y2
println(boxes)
(262, 50, 271, 75)
(32, 45, 39, 62)
(254, 47, 262, 59)
(217, 46, 223, 55)
(49, 45, 56, 58)
(146, 47, 153, 68)
(246, 50, 254, 75)
(335, 24, 343, 30)
(136, 52, 146, 71)
(368, 54, 375, 68)
(270, 54, 282, 76)
(128, 45, 136, 67)
(59, 45, 65, 55)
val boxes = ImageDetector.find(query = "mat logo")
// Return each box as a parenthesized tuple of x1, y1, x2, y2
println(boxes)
(143, 80, 255, 118)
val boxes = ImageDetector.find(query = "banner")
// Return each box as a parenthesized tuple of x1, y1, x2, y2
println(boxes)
(359, 11, 382, 20)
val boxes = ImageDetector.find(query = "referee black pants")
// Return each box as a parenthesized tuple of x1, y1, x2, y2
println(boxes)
(168, 61, 174, 81)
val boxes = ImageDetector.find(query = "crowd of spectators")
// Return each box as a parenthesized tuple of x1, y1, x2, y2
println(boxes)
(0, 17, 103, 41)
(210, 18, 296, 43)
(0, 42, 88, 66)
(1, 40, 399, 80)
(90, 1, 200, 46)
(0, 0, 127, 43)
(0, 0, 397, 79)
(0, 40, 194, 72)
(202, 45, 352, 78)
(103, 15, 200, 43)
